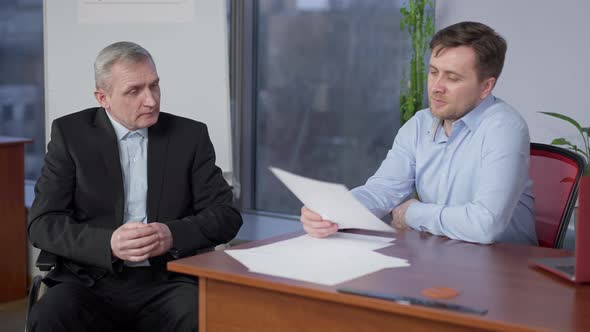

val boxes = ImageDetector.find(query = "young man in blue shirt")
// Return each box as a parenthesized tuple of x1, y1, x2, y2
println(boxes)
(301, 21, 536, 245)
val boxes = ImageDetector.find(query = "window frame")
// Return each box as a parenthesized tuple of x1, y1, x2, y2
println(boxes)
(229, 0, 257, 211)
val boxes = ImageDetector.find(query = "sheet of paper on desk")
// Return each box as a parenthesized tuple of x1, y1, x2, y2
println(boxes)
(270, 167, 394, 233)
(226, 233, 409, 286)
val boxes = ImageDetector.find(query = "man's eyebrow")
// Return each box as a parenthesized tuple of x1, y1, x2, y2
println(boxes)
(429, 65, 465, 78)
(123, 83, 141, 91)
(123, 78, 159, 91)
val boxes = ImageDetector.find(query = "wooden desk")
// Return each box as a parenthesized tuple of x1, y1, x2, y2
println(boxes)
(168, 231, 590, 332)
(0, 136, 32, 302)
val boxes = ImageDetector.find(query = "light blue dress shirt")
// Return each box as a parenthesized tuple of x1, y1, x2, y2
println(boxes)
(106, 111, 150, 265)
(352, 95, 537, 245)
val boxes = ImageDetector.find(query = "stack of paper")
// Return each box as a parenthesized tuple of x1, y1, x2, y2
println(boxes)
(226, 233, 409, 286)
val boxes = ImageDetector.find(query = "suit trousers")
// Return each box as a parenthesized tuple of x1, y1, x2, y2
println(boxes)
(29, 266, 199, 332)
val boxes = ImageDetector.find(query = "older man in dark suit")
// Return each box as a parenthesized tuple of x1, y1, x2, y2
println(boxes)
(27, 41, 242, 331)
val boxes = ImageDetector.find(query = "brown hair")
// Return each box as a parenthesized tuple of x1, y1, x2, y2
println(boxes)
(430, 21, 507, 81)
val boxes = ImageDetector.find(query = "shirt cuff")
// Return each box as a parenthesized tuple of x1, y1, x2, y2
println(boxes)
(405, 201, 444, 235)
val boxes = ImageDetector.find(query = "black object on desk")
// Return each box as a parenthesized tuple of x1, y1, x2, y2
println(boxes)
(337, 288, 488, 315)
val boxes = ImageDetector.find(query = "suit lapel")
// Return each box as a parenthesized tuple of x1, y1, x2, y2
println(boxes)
(147, 115, 170, 223)
(93, 108, 125, 226)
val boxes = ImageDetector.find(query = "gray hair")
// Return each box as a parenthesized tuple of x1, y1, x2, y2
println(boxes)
(94, 41, 154, 92)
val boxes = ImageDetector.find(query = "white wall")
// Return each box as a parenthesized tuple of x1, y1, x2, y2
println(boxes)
(44, 0, 232, 172)
(436, 0, 590, 146)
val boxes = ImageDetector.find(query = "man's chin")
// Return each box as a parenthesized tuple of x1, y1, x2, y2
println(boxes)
(138, 113, 159, 128)
(430, 107, 446, 118)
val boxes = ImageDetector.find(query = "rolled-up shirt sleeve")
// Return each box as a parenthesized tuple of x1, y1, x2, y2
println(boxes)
(351, 116, 418, 219)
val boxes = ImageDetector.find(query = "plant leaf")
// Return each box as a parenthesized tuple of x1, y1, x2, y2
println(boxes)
(539, 112, 584, 133)
(551, 138, 571, 146)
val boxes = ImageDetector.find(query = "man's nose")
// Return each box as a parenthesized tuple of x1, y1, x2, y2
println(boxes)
(143, 89, 157, 107)
(430, 78, 445, 94)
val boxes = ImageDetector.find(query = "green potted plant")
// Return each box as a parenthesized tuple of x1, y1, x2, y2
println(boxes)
(540, 111, 590, 232)
(540, 112, 590, 175)
(399, 0, 435, 125)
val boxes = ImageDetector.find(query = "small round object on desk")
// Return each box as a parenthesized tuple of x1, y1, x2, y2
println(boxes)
(421, 287, 459, 299)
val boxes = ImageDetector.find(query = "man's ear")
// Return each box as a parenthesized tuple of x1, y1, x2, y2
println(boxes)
(94, 89, 109, 109)
(479, 77, 496, 100)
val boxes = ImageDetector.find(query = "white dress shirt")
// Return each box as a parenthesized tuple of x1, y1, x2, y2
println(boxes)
(106, 111, 150, 265)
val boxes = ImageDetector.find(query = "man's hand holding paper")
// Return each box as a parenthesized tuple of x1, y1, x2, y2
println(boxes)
(300, 206, 339, 238)
(270, 167, 394, 235)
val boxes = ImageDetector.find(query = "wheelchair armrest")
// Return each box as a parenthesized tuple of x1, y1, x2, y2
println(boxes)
(25, 275, 44, 332)
(36, 250, 58, 272)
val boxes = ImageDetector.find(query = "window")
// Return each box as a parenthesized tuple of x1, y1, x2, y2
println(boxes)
(24, 103, 35, 122)
(0, 0, 45, 181)
(2, 105, 14, 122)
(231, 0, 416, 216)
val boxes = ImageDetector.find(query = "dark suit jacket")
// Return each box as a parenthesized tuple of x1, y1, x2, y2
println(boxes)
(28, 107, 242, 286)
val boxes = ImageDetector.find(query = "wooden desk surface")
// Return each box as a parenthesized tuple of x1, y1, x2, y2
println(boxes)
(168, 231, 590, 332)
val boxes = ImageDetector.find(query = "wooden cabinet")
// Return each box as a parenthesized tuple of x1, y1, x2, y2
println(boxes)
(0, 136, 32, 302)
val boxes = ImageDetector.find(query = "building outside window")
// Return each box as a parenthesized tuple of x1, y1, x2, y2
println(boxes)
(0, 0, 45, 181)
(232, 0, 423, 216)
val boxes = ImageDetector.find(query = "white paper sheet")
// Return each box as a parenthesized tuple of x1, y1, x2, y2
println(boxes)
(245, 232, 395, 255)
(226, 233, 409, 286)
(270, 167, 394, 233)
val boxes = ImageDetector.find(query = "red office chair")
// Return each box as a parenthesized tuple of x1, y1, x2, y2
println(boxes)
(530, 143, 586, 248)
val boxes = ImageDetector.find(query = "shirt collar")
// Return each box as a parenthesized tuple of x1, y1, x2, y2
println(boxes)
(429, 94, 496, 141)
(459, 94, 495, 132)
(104, 109, 147, 141)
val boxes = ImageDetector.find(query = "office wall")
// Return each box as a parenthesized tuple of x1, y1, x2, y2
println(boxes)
(43, 0, 232, 172)
(436, 0, 590, 146)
